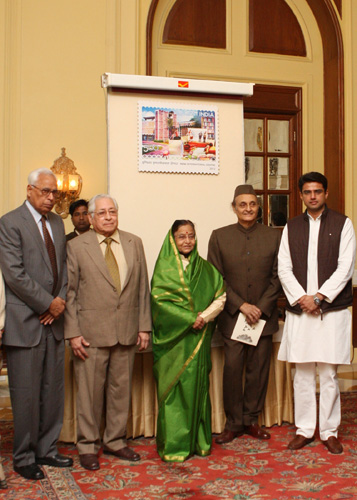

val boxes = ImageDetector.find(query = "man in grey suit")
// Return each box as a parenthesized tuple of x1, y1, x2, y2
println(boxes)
(0, 168, 73, 480)
(65, 194, 151, 471)
(208, 184, 281, 444)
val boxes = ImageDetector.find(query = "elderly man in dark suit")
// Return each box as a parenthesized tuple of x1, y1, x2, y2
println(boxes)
(0, 168, 72, 480)
(208, 184, 281, 443)
(65, 194, 151, 471)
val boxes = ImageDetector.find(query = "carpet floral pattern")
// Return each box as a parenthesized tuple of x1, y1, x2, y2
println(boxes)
(1, 393, 357, 499)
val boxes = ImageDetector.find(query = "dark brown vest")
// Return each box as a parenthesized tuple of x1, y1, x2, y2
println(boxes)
(286, 207, 352, 314)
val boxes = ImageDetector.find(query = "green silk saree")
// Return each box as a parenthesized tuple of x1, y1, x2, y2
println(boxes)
(151, 229, 225, 462)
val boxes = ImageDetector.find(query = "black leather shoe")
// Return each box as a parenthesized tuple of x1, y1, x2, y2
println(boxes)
(36, 454, 73, 467)
(14, 463, 44, 480)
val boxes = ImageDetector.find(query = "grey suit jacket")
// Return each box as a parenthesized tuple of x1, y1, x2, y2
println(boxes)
(208, 222, 281, 338)
(64, 229, 152, 347)
(0, 202, 67, 347)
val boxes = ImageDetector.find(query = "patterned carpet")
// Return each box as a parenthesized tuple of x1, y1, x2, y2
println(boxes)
(1, 392, 357, 499)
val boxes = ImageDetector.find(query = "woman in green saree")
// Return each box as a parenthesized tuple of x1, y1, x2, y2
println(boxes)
(151, 220, 226, 462)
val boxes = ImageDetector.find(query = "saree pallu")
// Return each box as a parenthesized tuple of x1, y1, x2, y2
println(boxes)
(151, 230, 224, 462)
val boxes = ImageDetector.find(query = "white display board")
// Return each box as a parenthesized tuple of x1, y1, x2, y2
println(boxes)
(103, 74, 253, 276)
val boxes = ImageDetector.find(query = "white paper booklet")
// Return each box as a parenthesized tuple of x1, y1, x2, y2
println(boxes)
(231, 313, 266, 346)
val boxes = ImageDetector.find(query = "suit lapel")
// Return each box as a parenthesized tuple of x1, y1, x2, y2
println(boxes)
(120, 230, 134, 292)
(83, 231, 115, 286)
(20, 203, 53, 274)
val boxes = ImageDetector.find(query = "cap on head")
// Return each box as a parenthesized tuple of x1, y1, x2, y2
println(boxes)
(233, 184, 256, 202)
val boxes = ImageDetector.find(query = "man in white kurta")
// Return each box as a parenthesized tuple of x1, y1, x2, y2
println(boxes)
(278, 172, 356, 454)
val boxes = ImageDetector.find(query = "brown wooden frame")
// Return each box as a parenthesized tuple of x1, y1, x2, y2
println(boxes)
(243, 85, 302, 221)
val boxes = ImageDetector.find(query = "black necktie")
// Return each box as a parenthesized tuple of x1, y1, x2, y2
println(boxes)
(41, 216, 58, 293)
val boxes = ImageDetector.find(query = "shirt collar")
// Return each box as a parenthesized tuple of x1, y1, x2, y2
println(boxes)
(96, 229, 120, 245)
(26, 200, 44, 224)
(307, 212, 323, 222)
(236, 221, 258, 234)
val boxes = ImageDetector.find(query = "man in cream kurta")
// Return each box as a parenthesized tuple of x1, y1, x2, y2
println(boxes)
(278, 172, 356, 454)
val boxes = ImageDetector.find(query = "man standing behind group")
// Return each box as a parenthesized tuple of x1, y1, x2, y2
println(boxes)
(66, 199, 90, 242)
(278, 172, 356, 454)
(208, 184, 281, 443)
(65, 194, 151, 471)
(0, 168, 72, 480)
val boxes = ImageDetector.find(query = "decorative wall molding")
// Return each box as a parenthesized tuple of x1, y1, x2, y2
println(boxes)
(332, 0, 342, 17)
(306, 0, 344, 212)
(2, 0, 23, 212)
(106, 0, 140, 75)
(146, 0, 159, 75)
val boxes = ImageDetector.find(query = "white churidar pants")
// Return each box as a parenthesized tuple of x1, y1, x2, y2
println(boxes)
(294, 362, 340, 441)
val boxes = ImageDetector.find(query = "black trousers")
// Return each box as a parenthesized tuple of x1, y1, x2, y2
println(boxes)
(222, 334, 272, 431)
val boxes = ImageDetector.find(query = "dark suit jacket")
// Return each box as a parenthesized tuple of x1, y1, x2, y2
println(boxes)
(64, 229, 152, 347)
(0, 202, 67, 347)
(208, 222, 281, 338)
(66, 231, 78, 242)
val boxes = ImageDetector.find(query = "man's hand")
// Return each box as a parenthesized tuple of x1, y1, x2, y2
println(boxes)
(49, 297, 66, 318)
(239, 303, 262, 325)
(193, 313, 206, 330)
(137, 331, 150, 351)
(39, 297, 66, 325)
(39, 311, 54, 325)
(70, 336, 90, 360)
(298, 295, 319, 315)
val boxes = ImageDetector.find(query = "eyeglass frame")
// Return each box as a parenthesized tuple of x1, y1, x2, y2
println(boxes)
(31, 185, 60, 198)
(91, 209, 118, 219)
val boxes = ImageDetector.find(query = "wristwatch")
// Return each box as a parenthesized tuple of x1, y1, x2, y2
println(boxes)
(313, 295, 322, 306)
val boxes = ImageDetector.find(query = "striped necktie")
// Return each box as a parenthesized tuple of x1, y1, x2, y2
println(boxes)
(103, 237, 121, 295)
(41, 216, 58, 293)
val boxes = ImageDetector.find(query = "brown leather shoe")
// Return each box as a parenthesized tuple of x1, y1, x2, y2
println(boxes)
(215, 429, 243, 444)
(322, 436, 343, 454)
(244, 424, 271, 440)
(79, 454, 100, 471)
(288, 435, 315, 450)
(104, 446, 140, 461)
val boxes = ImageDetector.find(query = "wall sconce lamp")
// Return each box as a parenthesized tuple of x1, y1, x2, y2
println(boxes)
(50, 147, 83, 218)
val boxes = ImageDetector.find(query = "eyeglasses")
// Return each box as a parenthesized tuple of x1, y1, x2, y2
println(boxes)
(93, 209, 118, 218)
(31, 185, 59, 199)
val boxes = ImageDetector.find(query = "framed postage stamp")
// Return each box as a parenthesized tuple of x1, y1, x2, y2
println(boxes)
(139, 101, 219, 174)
